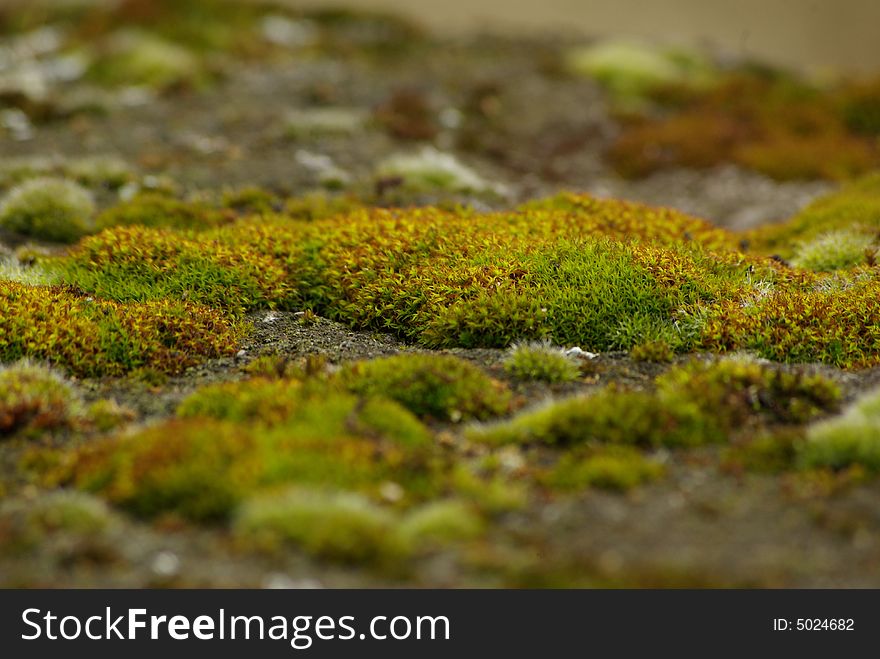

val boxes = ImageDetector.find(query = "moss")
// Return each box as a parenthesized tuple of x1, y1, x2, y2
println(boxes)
(0, 257, 57, 286)
(747, 173, 880, 256)
(87, 30, 205, 90)
(450, 465, 528, 513)
(0, 280, 241, 376)
(609, 73, 880, 181)
(42, 388, 436, 520)
(655, 357, 841, 427)
(0, 491, 115, 555)
(398, 500, 484, 548)
(798, 388, 880, 472)
(285, 107, 368, 138)
(565, 39, 716, 109)
(542, 446, 665, 491)
(375, 147, 502, 194)
(64, 224, 297, 314)
(472, 358, 837, 447)
(700, 278, 880, 368)
(0, 155, 135, 190)
(85, 399, 134, 433)
(234, 488, 405, 564)
(722, 429, 802, 474)
(630, 339, 674, 363)
(790, 230, 877, 272)
(0, 360, 83, 438)
(0, 177, 95, 243)
(342, 353, 511, 422)
(282, 192, 363, 221)
(469, 387, 715, 447)
(503, 341, 581, 383)
(95, 193, 234, 231)
(222, 186, 280, 215)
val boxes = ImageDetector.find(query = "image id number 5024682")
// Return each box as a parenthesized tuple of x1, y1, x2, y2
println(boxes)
(773, 619, 854, 631)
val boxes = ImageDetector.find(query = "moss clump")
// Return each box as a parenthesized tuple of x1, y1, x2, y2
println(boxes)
(0, 177, 95, 243)
(177, 378, 305, 425)
(87, 30, 205, 90)
(0, 361, 82, 438)
(630, 339, 674, 363)
(375, 147, 502, 194)
(342, 354, 511, 422)
(0, 281, 241, 376)
(398, 500, 484, 548)
(655, 357, 841, 427)
(609, 73, 880, 181)
(747, 174, 880, 256)
(234, 488, 404, 563)
(64, 224, 297, 314)
(542, 446, 665, 491)
(285, 107, 368, 138)
(503, 341, 580, 383)
(700, 278, 880, 369)
(469, 388, 714, 447)
(42, 392, 436, 521)
(565, 39, 715, 108)
(0, 257, 56, 286)
(798, 388, 880, 472)
(95, 193, 234, 232)
(790, 230, 877, 272)
(472, 358, 837, 447)
(0, 491, 115, 555)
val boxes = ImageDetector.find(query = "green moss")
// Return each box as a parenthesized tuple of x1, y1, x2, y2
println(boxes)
(700, 278, 880, 369)
(398, 500, 484, 548)
(375, 147, 502, 194)
(748, 173, 880, 256)
(542, 446, 665, 491)
(565, 39, 716, 109)
(0, 361, 82, 438)
(64, 224, 297, 314)
(87, 30, 205, 90)
(0, 491, 115, 555)
(469, 388, 715, 447)
(630, 339, 675, 363)
(503, 341, 581, 383)
(655, 357, 841, 426)
(0, 281, 241, 376)
(85, 399, 134, 433)
(722, 429, 802, 473)
(0, 177, 95, 243)
(178, 378, 304, 424)
(234, 488, 405, 564)
(798, 388, 880, 472)
(342, 353, 511, 422)
(472, 358, 838, 447)
(42, 389, 436, 520)
(790, 230, 876, 272)
(95, 193, 234, 232)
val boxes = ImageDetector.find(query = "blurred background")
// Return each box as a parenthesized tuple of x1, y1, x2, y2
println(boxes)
(286, 0, 880, 74)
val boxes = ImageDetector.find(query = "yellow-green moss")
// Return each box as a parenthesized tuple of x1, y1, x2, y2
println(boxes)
(0, 281, 241, 376)
(0, 177, 95, 243)
(341, 353, 511, 422)
(747, 173, 880, 256)
(0, 491, 116, 555)
(0, 360, 83, 438)
(798, 388, 880, 472)
(95, 193, 234, 232)
(398, 500, 484, 548)
(472, 358, 838, 447)
(542, 446, 665, 491)
(503, 341, 581, 383)
(234, 488, 405, 563)
(40, 389, 436, 520)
